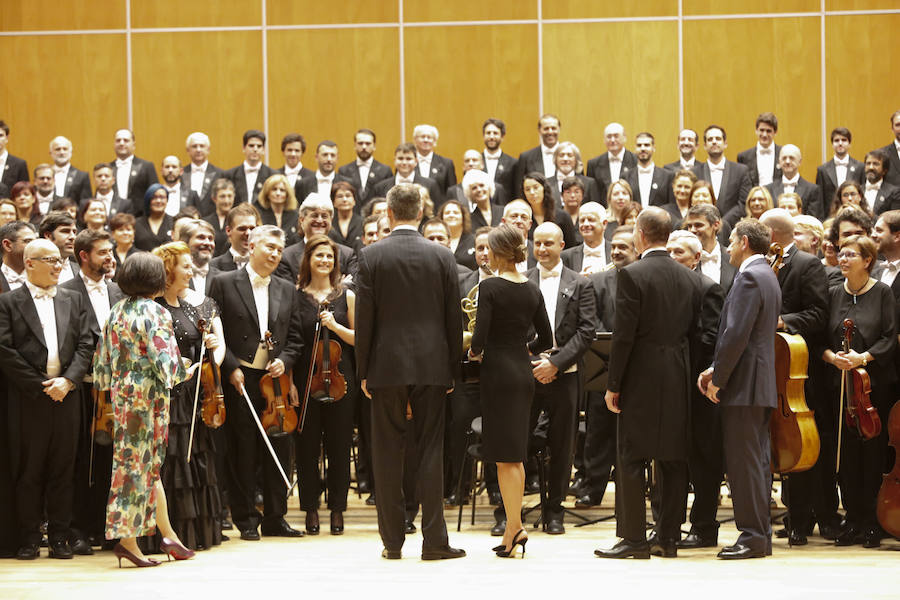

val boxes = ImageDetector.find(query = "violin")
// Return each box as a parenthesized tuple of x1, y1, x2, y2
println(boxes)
(91, 388, 114, 446)
(197, 318, 226, 429)
(877, 401, 900, 538)
(259, 331, 298, 437)
(840, 318, 881, 440)
(299, 303, 347, 432)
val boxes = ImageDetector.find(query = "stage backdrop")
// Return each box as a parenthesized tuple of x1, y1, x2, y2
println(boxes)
(1, 0, 898, 188)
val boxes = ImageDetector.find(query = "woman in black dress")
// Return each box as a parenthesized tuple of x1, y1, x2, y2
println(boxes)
(109, 212, 138, 277)
(291, 235, 356, 536)
(522, 172, 578, 248)
(255, 174, 300, 246)
(439, 199, 476, 270)
(329, 181, 363, 252)
(468, 224, 553, 557)
(151, 241, 225, 551)
(134, 184, 175, 251)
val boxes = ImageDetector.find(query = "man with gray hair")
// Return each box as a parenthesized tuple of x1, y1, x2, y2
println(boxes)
(177, 219, 219, 293)
(413, 124, 456, 196)
(549, 141, 601, 206)
(586, 122, 637, 202)
(666, 230, 703, 270)
(562, 201, 608, 274)
(763, 144, 823, 220)
(181, 131, 223, 211)
(48, 136, 91, 202)
(111, 128, 158, 215)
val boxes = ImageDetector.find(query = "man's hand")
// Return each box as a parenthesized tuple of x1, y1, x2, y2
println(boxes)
(42, 377, 73, 402)
(266, 358, 285, 378)
(361, 379, 371, 399)
(604, 390, 620, 414)
(697, 367, 713, 395)
(706, 382, 721, 404)
(531, 358, 558, 384)
(229, 368, 245, 392)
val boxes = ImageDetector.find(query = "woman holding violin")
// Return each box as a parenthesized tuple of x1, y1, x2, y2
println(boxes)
(822, 234, 896, 548)
(292, 234, 356, 536)
(151, 241, 225, 551)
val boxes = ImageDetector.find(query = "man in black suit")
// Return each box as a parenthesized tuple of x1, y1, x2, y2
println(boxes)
(338, 129, 393, 205)
(632, 132, 674, 208)
(62, 229, 122, 554)
(39, 211, 79, 285)
(737, 112, 781, 187)
(275, 133, 315, 202)
(586, 122, 638, 204)
(160, 156, 201, 217)
(413, 124, 456, 197)
(373, 143, 443, 206)
(595, 207, 700, 559)
(208, 225, 304, 541)
(764, 144, 823, 220)
(872, 209, 900, 335)
(90, 163, 132, 220)
(296, 140, 353, 202)
(355, 183, 464, 560)
(33, 165, 57, 217)
(663, 129, 700, 172)
(178, 219, 219, 295)
(500, 200, 538, 272)
(877, 110, 900, 188)
(182, 132, 224, 215)
(112, 129, 158, 216)
(514, 114, 561, 198)
(0, 120, 29, 190)
(692, 125, 752, 219)
(683, 204, 737, 294)
(49, 136, 91, 203)
(865, 149, 900, 215)
(225, 129, 274, 206)
(561, 202, 608, 275)
(0, 238, 94, 560)
(699, 219, 781, 560)
(482, 118, 517, 196)
(816, 127, 864, 211)
(547, 142, 601, 207)
(0, 221, 37, 292)
(210, 203, 260, 272)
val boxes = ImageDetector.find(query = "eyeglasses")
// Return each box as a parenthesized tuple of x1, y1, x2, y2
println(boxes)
(837, 251, 860, 259)
(30, 256, 67, 267)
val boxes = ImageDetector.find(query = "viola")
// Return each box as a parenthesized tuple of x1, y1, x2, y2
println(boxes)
(299, 303, 347, 433)
(91, 388, 114, 446)
(259, 331, 298, 437)
(196, 318, 226, 429)
(877, 401, 900, 538)
(840, 319, 881, 440)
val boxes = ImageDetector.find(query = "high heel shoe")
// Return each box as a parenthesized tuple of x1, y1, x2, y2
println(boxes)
(113, 543, 161, 568)
(495, 529, 527, 558)
(160, 537, 196, 561)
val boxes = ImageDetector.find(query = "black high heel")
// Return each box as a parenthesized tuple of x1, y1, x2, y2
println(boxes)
(496, 529, 527, 558)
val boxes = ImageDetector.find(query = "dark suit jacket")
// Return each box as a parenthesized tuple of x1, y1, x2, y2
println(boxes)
(202, 213, 229, 257)
(482, 151, 517, 195)
(114, 156, 158, 215)
(878, 143, 900, 188)
(274, 238, 357, 285)
(513, 146, 547, 198)
(84, 190, 133, 221)
(181, 163, 224, 216)
(561, 243, 607, 275)
(444, 182, 509, 209)
(62, 166, 92, 202)
(330, 213, 363, 252)
(586, 150, 638, 204)
(420, 153, 456, 196)
(737, 145, 782, 187)
(777, 245, 827, 339)
(692, 160, 752, 219)
(711, 257, 781, 407)
(815, 157, 864, 211)
(1, 154, 29, 190)
(209, 250, 242, 272)
(295, 172, 354, 203)
(548, 173, 601, 208)
(274, 165, 316, 205)
(256, 206, 300, 246)
(59, 277, 123, 346)
(225, 163, 275, 206)
(470, 204, 503, 230)
(355, 228, 461, 387)
(606, 249, 700, 459)
(337, 160, 393, 203)
(872, 261, 900, 342)
(872, 181, 900, 216)
(765, 177, 824, 221)
(525, 265, 597, 371)
(207, 268, 303, 375)
(372, 173, 444, 208)
(587, 266, 618, 331)
(629, 166, 674, 208)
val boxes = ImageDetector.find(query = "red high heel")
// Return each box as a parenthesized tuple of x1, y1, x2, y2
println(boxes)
(160, 537, 195, 561)
(113, 543, 161, 568)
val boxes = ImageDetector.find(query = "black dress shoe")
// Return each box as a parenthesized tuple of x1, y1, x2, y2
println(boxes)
(404, 520, 416, 535)
(546, 519, 565, 535)
(381, 548, 401, 560)
(488, 491, 502, 506)
(677, 533, 718, 549)
(650, 539, 677, 557)
(358, 481, 371, 494)
(490, 520, 507, 537)
(261, 520, 304, 538)
(70, 538, 94, 556)
(574, 494, 600, 508)
(568, 476, 584, 496)
(305, 511, 320, 535)
(646, 529, 659, 546)
(221, 518, 234, 531)
(239, 528, 260, 541)
(834, 524, 862, 546)
(525, 479, 540, 494)
(862, 527, 882, 548)
(421, 545, 466, 560)
(365, 494, 376, 506)
(47, 539, 73, 559)
(774, 527, 789, 539)
(717, 543, 765, 559)
(818, 522, 840, 541)
(788, 531, 808, 546)
(594, 539, 650, 559)
(16, 544, 40, 560)
(330, 511, 344, 535)
(88, 534, 104, 547)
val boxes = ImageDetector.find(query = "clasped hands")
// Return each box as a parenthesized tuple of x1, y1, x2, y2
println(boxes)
(531, 353, 558, 385)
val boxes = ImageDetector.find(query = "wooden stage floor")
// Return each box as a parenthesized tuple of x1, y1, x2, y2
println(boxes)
(1, 486, 898, 599)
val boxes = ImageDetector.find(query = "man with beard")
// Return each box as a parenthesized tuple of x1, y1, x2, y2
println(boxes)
(160, 156, 200, 217)
(631, 132, 674, 208)
(210, 203, 260, 272)
(33, 164, 57, 216)
(297, 140, 353, 201)
(0, 221, 37, 291)
(877, 110, 900, 187)
(338, 129, 392, 204)
(664, 129, 700, 172)
(865, 149, 900, 215)
(39, 211, 79, 284)
(561, 202, 609, 275)
(482, 118, 517, 195)
(514, 114, 561, 198)
(177, 219, 218, 294)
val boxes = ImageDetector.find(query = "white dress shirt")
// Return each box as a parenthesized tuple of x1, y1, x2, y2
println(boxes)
(96, 190, 114, 216)
(484, 149, 501, 181)
(229, 247, 249, 269)
(115, 155, 134, 199)
(164, 184, 181, 216)
(538, 260, 562, 345)
(541, 145, 558, 178)
(833, 156, 849, 186)
(739, 254, 766, 273)
(782, 174, 799, 194)
(57, 260, 75, 285)
(356, 158, 372, 190)
(608, 150, 625, 183)
(244, 264, 270, 370)
(191, 262, 209, 294)
(25, 280, 60, 377)
(581, 242, 607, 274)
(1, 263, 26, 290)
(707, 159, 725, 199)
(81, 272, 111, 329)
(881, 259, 900, 288)
(190, 161, 209, 194)
(417, 152, 433, 179)
(243, 161, 261, 203)
(756, 143, 776, 187)
(637, 163, 654, 207)
(54, 164, 70, 197)
(37, 192, 54, 216)
(316, 170, 335, 198)
(700, 242, 723, 284)
(395, 173, 415, 185)
(679, 158, 696, 170)
(0, 151, 7, 181)
(866, 179, 882, 208)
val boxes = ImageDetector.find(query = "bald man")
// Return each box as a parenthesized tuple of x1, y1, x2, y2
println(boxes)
(0, 239, 93, 560)
(763, 145, 823, 220)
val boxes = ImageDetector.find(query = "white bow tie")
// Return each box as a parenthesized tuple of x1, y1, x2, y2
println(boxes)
(700, 250, 719, 264)
(84, 278, 106, 294)
(584, 247, 604, 258)
(251, 274, 270, 288)
(638, 166, 653, 175)
(540, 269, 560, 279)
(5, 271, 25, 285)
(357, 160, 372, 168)
(234, 255, 249, 267)
(284, 166, 300, 175)
(193, 266, 209, 278)
(115, 159, 129, 168)
(245, 165, 260, 174)
(888, 263, 899, 272)
(759, 148, 774, 155)
(609, 155, 622, 163)
(318, 175, 331, 183)
(53, 165, 67, 174)
(398, 177, 414, 184)
(834, 158, 849, 167)
(709, 164, 724, 173)
(33, 286, 57, 299)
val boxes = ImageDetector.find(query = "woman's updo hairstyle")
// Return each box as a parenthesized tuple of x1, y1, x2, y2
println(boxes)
(488, 224, 527, 264)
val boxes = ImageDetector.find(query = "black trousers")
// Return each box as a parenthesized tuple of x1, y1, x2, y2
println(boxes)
(530, 371, 578, 520)
(223, 368, 292, 530)
(0, 387, 19, 555)
(371, 385, 449, 552)
(71, 383, 113, 542)
(684, 392, 724, 538)
(16, 388, 80, 545)
(582, 390, 617, 502)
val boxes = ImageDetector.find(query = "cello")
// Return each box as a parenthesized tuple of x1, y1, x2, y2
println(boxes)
(877, 401, 900, 538)
(259, 331, 298, 437)
(299, 302, 347, 433)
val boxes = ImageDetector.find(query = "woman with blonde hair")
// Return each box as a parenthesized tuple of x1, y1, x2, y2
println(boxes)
(256, 174, 299, 244)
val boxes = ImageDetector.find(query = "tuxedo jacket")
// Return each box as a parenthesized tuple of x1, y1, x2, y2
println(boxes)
(355, 228, 461, 387)
(224, 163, 275, 206)
(627, 165, 674, 208)
(208, 268, 303, 375)
(420, 153, 456, 196)
(872, 261, 900, 343)
(513, 146, 548, 198)
(0, 269, 12, 293)
(337, 160, 393, 203)
(547, 173, 602, 207)
(815, 156, 864, 210)
(587, 266, 617, 331)
(61, 166, 92, 202)
(1, 154, 29, 190)
(482, 151, 518, 195)
(329, 213, 363, 252)
(776, 245, 827, 340)
(274, 238, 357, 285)
(295, 173, 355, 203)
(878, 143, 900, 188)
(470, 204, 503, 230)
(691, 160, 752, 219)
(586, 150, 638, 203)
(871, 181, 900, 216)
(372, 173, 444, 207)
(202, 213, 229, 257)
(663, 160, 698, 173)
(59, 277, 124, 346)
(114, 156, 158, 215)
(561, 243, 607, 275)
(209, 250, 241, 272)
(0, 285, 94, 398)
(274, 165, 316, 205)
(83, 190, 133, 220)
(737, 145, 782, 186)
(696, 255, 738, 296)
(765, 177, 823, 220)
(445, 182, 510, 209)
(181, 163, 224, 216)
(526, 265, 597, 371)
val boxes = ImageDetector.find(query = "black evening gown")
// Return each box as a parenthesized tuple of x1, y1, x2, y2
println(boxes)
(470, 277, 553, 462)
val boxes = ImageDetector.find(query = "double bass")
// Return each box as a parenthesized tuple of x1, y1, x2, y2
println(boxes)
(259, 331, 298, 437)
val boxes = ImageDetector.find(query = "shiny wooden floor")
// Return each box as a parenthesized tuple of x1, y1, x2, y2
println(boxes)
(1, 485, 898, 599)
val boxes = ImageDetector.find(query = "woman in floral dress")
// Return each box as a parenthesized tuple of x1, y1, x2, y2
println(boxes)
(93, 252, 191, 567)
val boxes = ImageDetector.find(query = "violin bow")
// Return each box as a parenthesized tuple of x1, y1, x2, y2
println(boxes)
(187, 316, 212, 463)
(299, 317, 322, 434)
(239, 383, 292, 492)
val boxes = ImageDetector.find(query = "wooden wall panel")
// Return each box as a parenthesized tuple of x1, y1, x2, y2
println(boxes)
(131, 31, 264, 170)
(132, 0, 260, 29)
(544, 1, 677, 19)
(684, 0, 819, 14)
(403, 25, 539, 171)
(683, 17, 822, 180)
(406, 0, 536, 22)
(825, 14, 900, 158)
(267, 0, 397, 25)
(543, 21, 680, 167)
(826, 0, 900, 9)
(0, 34, 128, 177)
(0, 1, 124, 31)
(267, 28, 401, 169)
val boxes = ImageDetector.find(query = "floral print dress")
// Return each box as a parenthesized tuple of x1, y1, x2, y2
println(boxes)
(93, 297, 186, 540)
